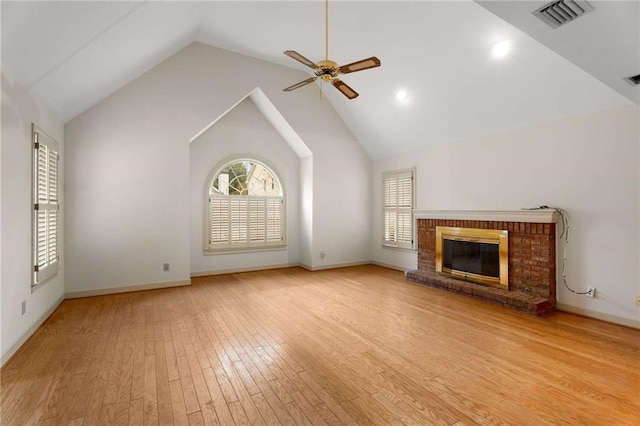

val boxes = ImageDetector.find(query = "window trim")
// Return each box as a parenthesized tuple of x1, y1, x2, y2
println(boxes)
(203, 156, 286, 254)
(382, 168, 415, 250)
(32, 124, 60, 291)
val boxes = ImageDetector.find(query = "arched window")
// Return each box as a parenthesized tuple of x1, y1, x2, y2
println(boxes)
(207, 159, 285, 252)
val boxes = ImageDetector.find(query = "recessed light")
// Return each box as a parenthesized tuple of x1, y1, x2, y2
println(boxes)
(492, 41, 510, 58)
(396, 89, 408, 101)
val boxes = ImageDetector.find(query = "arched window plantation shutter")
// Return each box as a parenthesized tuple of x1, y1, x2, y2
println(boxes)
(207, 160, 285, 252)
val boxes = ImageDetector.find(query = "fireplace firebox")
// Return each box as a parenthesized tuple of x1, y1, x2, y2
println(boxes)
(435, 226, 508, 289)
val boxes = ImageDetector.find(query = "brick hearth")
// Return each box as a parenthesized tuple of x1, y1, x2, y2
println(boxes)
(406, 214, 556, 315)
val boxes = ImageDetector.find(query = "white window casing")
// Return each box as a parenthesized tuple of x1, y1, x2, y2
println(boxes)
(32, 124, 60, 287)
(383, 169, 415, 250)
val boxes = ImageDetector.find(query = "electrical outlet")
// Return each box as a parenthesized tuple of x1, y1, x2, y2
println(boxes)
(586, 287, 596, 298)
(163, 263, 170, 272)
(636, 296, 640, 307)
(21, 301, 26, 316)
(320, 251, 326, 260)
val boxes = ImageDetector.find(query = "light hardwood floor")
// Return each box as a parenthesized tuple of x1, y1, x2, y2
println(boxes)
(1, 266, 639, 425)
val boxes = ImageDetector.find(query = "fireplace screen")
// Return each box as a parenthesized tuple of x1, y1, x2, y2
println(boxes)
(436, 227, 508, 288)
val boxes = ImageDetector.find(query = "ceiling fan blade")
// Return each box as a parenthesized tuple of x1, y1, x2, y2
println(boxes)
(339, 56, 381, 74)
(332, 79, 359, 99)
(284, 50, 319, 70)
(283, 77, 318, 92)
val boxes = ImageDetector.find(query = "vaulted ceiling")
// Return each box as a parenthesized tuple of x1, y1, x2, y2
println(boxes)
(2, 1, 636, 159)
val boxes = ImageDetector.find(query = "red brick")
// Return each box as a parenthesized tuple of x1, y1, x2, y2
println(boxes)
(413, 218, 556, 315)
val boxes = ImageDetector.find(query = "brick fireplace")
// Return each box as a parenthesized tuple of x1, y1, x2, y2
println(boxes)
(406, 210, 558, 315)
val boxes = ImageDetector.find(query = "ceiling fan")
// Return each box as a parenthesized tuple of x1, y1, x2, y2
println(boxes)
(282, 0, 381, 100)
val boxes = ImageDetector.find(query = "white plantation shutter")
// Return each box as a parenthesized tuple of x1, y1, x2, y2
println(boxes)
(208, 195, 284, 250)
(207, 159, 285, 252)
(383, 170, 414, 249)
(249, 198, 266, 242)
(33, 126, 60, 286)
(230, 197, 248, 243)
(209, 197, 229, 244)
(266, 198, 282, 242)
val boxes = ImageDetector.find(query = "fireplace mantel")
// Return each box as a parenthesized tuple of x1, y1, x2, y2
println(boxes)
(414, 209, 559, 223)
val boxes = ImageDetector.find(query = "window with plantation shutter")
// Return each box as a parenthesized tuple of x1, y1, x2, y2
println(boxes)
(206, 159, 285, 252)
(383, 170, 414, 249)
(32, 125, 60, 286)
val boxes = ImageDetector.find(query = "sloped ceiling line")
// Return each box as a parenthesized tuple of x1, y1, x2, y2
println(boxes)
(190, 87, 312, 159)
(28, 2, 148, 89)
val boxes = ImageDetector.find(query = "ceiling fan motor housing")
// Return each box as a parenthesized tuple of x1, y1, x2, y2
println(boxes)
(315, 60, 340, 81)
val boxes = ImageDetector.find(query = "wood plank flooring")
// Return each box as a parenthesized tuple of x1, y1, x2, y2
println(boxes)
(1, 265, 639, 425)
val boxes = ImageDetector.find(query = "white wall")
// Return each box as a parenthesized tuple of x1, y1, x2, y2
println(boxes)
(65, 42, 370, 292)
(300, 155, 313, 267)
(372, 105, 640, 326)
(312, 132, 372, 269)
(190, 98, 300, 274)
(1, 68, 65, 364)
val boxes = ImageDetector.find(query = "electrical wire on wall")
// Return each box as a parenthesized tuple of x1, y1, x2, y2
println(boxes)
(522, 206, 591, 295)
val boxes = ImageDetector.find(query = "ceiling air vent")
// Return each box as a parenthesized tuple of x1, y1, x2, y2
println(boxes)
(624, 74, 640, 86)
(533, 0, 594, 29)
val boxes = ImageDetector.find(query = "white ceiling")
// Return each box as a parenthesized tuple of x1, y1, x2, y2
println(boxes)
(477, 1, 639, 104)
(2, 1, 635, 160)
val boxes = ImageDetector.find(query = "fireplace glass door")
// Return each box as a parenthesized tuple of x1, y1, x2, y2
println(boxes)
(442, 239, 500, 278)
(436, 227, 508, 288)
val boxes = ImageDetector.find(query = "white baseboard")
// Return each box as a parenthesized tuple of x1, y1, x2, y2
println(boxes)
(1, 294, 65, 367)
(556, 302, 640, 330)
(192, 261, 371, 275)
(65, 279, 191, 299)
(370, 261, 410, 272)
(191, 263, 299, 277)
(299, 260, 370, 271)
